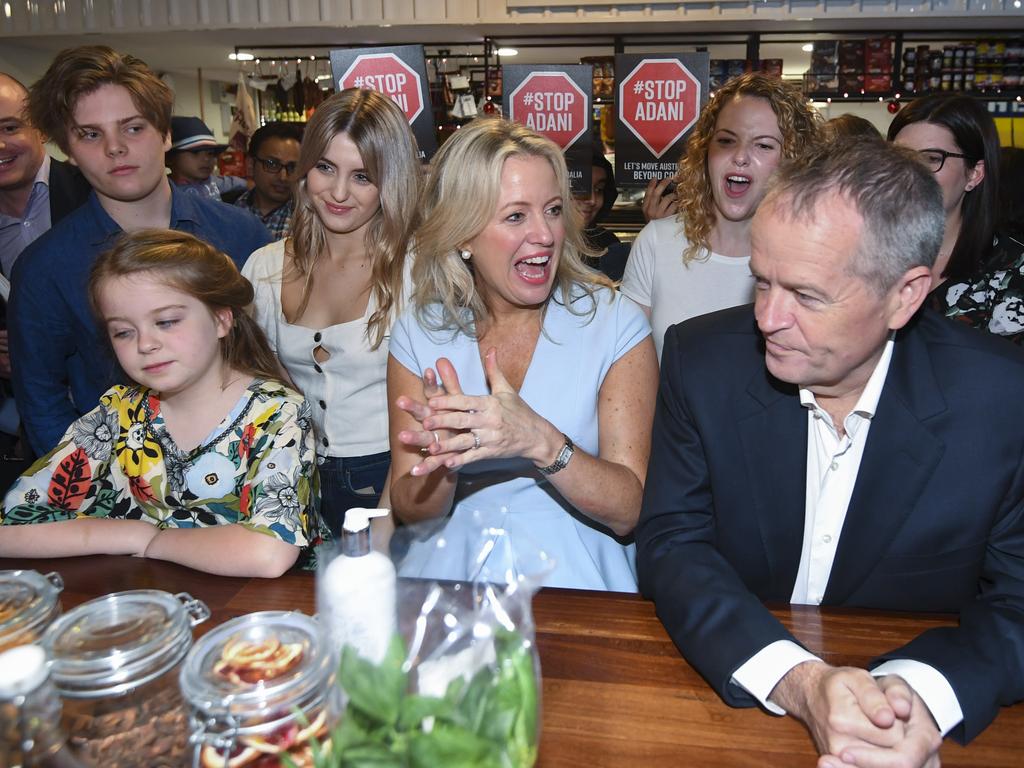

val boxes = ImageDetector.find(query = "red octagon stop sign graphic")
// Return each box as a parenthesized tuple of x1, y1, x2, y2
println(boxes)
(338, 53, 424, 123)
(619, 59, 701, 158)
(508, 72, 588, 150)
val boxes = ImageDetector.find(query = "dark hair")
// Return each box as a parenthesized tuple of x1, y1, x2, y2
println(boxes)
(88, 230, 282, 384)
(764, 137, 944, 293)
(248, 121, 305, 158)
(998, 147, 1024, 236)
(886, 93, 999, 281)
(591, 147, 618, 219)
(28, 46, 172, 154)
(825, 113, 882, 141)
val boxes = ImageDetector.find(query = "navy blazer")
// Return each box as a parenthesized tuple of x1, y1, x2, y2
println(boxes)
(47, 157, 91, 224)
(636, 304, 1024, 744)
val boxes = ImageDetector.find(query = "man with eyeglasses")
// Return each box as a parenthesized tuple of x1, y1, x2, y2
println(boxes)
(232, 121, 303, 240)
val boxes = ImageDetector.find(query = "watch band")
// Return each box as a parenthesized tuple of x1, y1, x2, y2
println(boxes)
(538, 434, 575, 476)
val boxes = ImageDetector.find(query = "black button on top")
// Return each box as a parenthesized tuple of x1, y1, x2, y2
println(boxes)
(321, 437, 329, 447)
(314, 331, 322, 342)
(319, 400, 326, 409)
(314, 364, 322, 373)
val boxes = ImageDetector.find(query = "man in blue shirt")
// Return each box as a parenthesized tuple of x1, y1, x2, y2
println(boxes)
(9, 46, 269, 455)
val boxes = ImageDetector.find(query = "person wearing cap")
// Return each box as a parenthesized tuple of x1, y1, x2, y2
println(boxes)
(8, 46, 270, 455)
(165, 115, 247, 201)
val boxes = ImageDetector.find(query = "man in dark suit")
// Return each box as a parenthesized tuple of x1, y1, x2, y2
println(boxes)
(0, 73, 90, 479)
(636, 138, 1024, 768)
(0, 73, 90, 276)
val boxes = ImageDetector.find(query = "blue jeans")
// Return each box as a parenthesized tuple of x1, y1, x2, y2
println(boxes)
(318, 451, 391, 538)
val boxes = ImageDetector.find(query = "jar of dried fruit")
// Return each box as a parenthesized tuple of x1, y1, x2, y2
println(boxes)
(0, 644, 89, 767)
(41, 590, 210, 768)
(0, 570, 64, 653)
(179, 611, 334, 768)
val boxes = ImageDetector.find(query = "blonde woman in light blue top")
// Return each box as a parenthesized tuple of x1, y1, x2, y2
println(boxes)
(386, 118, 658, 592)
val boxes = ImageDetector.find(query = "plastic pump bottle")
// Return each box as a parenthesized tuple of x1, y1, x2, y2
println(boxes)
(319, 508, 397, 666)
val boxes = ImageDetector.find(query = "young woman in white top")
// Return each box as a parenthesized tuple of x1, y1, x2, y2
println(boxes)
(621, 73, 822, 359)
(243, 88, 421, 535)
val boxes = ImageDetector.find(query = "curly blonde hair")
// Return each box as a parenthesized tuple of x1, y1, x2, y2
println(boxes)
(413, 118, 610, 337)
(675, 73, 823, 264)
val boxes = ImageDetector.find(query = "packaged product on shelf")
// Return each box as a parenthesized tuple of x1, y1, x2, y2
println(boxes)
(709, 59, 728, 90)
(42, 590, 210, 767)
(865, 38, 893, 74)
(839, 73, 865, 93)
(865, 74, 893, 93)
(838, 40, 865, 73)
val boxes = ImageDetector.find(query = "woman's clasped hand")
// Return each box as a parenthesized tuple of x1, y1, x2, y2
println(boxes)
(397, 349, 564, 476)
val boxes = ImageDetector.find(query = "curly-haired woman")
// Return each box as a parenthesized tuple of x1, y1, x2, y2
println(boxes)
(621, 73, 823, 359)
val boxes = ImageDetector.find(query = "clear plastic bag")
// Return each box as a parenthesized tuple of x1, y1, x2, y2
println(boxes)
(313, 508, 552, 768)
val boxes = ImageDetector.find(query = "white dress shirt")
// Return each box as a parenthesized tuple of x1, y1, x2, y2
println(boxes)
(731, 340, 964, 736)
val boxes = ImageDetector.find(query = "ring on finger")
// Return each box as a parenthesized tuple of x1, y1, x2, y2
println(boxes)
(471, 430, 481, 450)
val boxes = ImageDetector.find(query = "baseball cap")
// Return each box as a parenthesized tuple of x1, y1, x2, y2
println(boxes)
(168, 116, 228, 153)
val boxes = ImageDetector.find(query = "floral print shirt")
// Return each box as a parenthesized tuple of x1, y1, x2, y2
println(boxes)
(0, 379, 326, 561)
(929, 231, 1024, 344)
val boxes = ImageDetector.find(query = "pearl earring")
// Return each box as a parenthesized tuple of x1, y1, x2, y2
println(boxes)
(460, 249, 471, 261)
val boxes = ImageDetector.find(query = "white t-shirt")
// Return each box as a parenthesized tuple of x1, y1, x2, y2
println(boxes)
(620, 216, 755, 360)
(242, 240, 406, 457)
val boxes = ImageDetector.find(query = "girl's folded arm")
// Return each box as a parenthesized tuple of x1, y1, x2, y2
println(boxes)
(143, 524, 299, 578)
(0, 517, 158, 558)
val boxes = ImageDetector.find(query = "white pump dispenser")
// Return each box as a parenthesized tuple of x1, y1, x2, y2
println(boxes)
(318, 508, 397, 665)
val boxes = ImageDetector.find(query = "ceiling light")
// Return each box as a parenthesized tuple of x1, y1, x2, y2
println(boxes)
(801, 43, 814, 53)
(315, 74, 332, 81)
(496, 48, 518, 57)
(229, 52, 254, 61)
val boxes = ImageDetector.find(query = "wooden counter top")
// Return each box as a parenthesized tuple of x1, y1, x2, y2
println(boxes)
(2, 556, 1019, 767)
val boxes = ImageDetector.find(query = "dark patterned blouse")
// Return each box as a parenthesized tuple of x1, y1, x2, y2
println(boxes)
(928, 231, 1024, 344)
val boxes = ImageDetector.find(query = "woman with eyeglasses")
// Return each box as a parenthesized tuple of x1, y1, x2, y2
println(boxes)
(889, 93, 1024, 342)
(242, 89, 422, 535)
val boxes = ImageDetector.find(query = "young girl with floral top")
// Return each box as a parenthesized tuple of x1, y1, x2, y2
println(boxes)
(0, 229, 325, 577)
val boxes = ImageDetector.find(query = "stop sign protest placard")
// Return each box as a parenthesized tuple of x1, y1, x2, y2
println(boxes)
(508, 72, 588, 150)
(329, 45, 438, 159)
(619, 59, 701, 158)
(614, 53, 709, 187)
(337, 52, 424, 123)
(503, 64, 593, 194)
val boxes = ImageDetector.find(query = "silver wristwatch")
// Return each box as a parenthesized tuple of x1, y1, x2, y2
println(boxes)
(538, 434, 575, 476)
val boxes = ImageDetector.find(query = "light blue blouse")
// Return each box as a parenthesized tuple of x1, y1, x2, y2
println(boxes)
(389, 285, 651, 592)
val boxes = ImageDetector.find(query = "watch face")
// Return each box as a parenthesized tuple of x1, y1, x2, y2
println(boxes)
(540, 435, 574, 475)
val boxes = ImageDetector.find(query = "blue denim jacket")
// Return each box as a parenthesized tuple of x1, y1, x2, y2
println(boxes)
(9, 182, 270, 455)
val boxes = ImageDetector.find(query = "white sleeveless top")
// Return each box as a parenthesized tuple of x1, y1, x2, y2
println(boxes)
(242, 239, 407, 457)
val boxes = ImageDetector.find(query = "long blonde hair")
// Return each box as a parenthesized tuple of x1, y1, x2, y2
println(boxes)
(413, 117, 610, 336)
(675, 73, 823, 263)
(288, 88, 422, 348)
(89, 230, 282, 384)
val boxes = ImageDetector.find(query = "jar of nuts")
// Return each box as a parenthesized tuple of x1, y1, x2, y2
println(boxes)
(0, 570, 64, 653)
(41, 590, 210, 768)
(179, 611, 334, 768)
